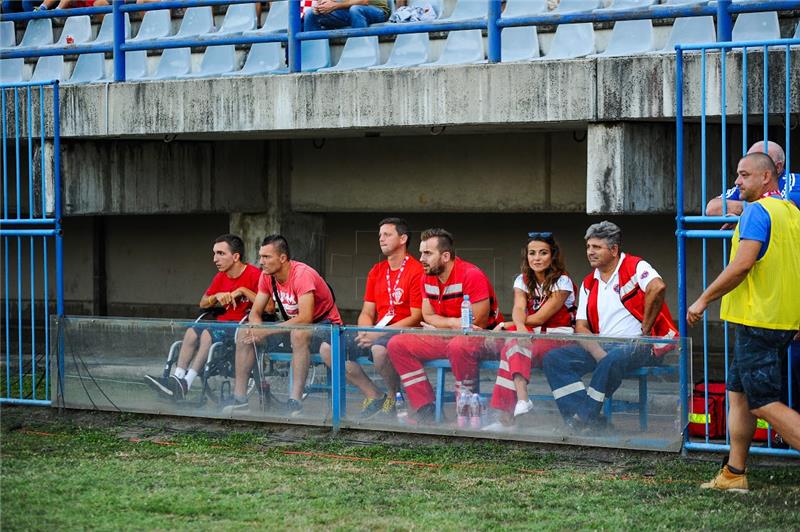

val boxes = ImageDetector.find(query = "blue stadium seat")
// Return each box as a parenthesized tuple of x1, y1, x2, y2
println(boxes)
(181, 45, 237, 78)
(425, 29, 485, 66)
(732, 11, 779, 42)
(131, 10, 173, 42)
(595, 0, 655, 10)
(52, 15, 91, 47)
(0, 58, 24, 83)
(596, 19, 654, 56)
(124, 50, 149, 81)
(1, 21, 16, 49)
(439, 0, 488, 22)
(166, 6, 216, 40)
(300, 39, 331, 72)
(218, 3, 258, 35)
(319, 36, 380, 72)
(93, 13, 131, 44)
(661, 15, 715, 51)
(537, 22, 595, 59)
(553, 0, 601, 13)
(144, 47, 191, 80)
(368, 32, 430, 69)
(64, 53, 105, 85)
(244, 0, 289, 35)
(19, 18, 53, 48)
(222, 42, 285, 76)
(31, 55, 65, 83)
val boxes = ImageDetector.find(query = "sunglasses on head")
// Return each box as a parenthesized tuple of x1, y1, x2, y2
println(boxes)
(528, 231, 553, 239)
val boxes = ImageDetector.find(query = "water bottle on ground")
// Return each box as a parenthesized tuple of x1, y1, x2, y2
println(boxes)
(460, 295, 473, 330)
(395, 391, 408, 425)
(457, 388, 471, 428)
(470, 393, 482, 429)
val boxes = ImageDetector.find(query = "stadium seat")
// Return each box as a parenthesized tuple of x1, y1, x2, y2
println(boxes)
(300, 39, 331, 72)
(595, 19, 654, 56)
(130, 10, 173, 42)
(0, 58, 24, 83)
(732, 11, 780, 42)
(661, 16, 715, 51)
(537, 22, 595, 59)
(595, 0, 655, 10)
(64, 53, 106, 85)
(795, 20, 800, 39)
(660, 0, 708, 5)
(222, 42, 285, 76)
(124, 50, 149, 80)
(412, 0, 444, 18)
(501, 27, 540, 62)
(165, 6, 216, 40)
(52, 15, 91, 47)
(31, 55, 65, 83)
(1, 21, 16, 49)
(244, 0, 289, 35)
(319, 36, 380, 72)
(553, 0, 601, 13)
(503, 0, 546, 17)
(93, 13, 131, 44)
(181, 45, 237, 78)
(438, 0, 488, 22)
(144, 47, 191, 80)
(19, 18, 53, 48)
(424, 29, 485, 66)
(368, 32, 430, 69)
(218, 3, 258, 35)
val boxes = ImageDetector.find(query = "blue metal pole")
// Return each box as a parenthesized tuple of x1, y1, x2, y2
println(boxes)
(675, 47, 689, 451)
(113, 0, 126, 82)
(330, 324, 342, 431)
(288, 0, 302, 73)
(487, 0, 502, 63)
(716, 0, 732, 42)
(53, 83, 63, 319)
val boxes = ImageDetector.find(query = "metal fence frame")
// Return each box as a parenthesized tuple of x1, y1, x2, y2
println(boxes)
(0, 79, 63, 406)
(676, 37, 800, 458)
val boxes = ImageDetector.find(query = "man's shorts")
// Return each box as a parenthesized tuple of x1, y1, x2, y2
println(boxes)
(342, 331, 394, 361)
(259, 324, 331, 355)
(191, 322, 237, 345)
(728, 324, 795, 409)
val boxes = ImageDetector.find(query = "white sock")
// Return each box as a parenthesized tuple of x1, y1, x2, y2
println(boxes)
(174, 367, 186, 379)
(185, 369, 198, 389)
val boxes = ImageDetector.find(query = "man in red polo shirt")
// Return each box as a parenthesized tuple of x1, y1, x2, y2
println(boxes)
(387, 228, 503, 423)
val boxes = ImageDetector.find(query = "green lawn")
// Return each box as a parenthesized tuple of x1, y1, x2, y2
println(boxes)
(2, 406, 799, 531)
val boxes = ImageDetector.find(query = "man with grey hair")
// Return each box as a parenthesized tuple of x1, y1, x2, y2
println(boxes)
(542, 221, 678, 432)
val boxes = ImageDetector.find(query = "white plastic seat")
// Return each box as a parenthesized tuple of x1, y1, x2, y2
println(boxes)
(222, 42, 285, 76)
(795, 20, 800, 39)
(19, 18, 53, 48)
(0, 59, 24, 83)
(732, 11, 779, 43)
(181, 45, 237, 78)
(300, 39, 331, 72)
(165, 6, 216, 40)
(31, 55, 65, 82)
(439, 0, 488, 22)
(93, 13, 131, 44)
(411, 0, 443, 18)
(145, 47, 191, 80)
(502, 0, 546, 17)
(661, 16, 715, 51)
(319, 36, 379, 72)
(424, 29, 484, 66)
(124, 50, 149, 80)
(131, 10, 173, 42)
(1, 21, 16, 49)
(660, 0, 708, 5)
(52, 15, 91, 46)
(552, 0, 601, 13)
(596, 19, 654, 56)
(537, 22, 595, 59)
(64, 53, 105, 84)
(244, 0, 289, 35)
(369, 32, 429, 69)
(218, 3, 257, 35)
(501, 26, 539, 61)
(595, 0, 655, 10)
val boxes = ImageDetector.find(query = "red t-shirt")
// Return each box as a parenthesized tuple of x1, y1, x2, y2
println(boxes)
(258, 260, 343, 324)
(421, 257, 503, 328)
(363, 255, 424, 325)
(204, 263, 261, 322)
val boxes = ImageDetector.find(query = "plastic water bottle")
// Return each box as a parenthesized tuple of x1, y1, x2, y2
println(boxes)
(469, 393, 482, 429)
(460, 295, 473, 330)
(457, 388, 471, 428)
(395, 391, 408, 425)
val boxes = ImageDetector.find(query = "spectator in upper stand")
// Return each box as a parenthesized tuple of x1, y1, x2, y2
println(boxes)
(705, 140, 800, 217)
(36, 0, 110, 10)
(303, 0, 390, 31)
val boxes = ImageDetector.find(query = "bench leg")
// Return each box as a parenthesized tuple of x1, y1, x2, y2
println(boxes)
(639, 375, 648, 431)
(603, 396, 612, 421)
(435, 367, 444, 423)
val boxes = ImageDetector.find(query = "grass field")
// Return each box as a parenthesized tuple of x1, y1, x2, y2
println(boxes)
(2, 406, 799, 531)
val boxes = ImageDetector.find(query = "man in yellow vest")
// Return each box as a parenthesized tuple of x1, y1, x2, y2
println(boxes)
(688, 152, 800, 492)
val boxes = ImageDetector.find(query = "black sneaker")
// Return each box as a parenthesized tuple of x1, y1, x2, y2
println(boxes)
(285, 399, 303, 417)
(220, 397, 250, 414)
(169, 375, 189, 400)
(359, 394, 387, 419)
(144, 375, 173, 398)
(414, 403, 437, 425)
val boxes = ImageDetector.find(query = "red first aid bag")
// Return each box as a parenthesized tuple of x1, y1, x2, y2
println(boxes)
(689, 381, 727, 439)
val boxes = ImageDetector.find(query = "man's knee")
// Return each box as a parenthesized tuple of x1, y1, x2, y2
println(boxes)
(319, 341, 332, 365)
(183, 327, 200, 343)
(290, 329, 312, 350)
(349, 4, 366, 16)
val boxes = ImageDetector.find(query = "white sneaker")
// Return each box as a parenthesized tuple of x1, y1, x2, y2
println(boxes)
(481, 421, 515, 433)
(513, 399, 534, 417)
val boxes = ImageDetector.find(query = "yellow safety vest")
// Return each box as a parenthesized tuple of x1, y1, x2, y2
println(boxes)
(721, 197, 800, 330)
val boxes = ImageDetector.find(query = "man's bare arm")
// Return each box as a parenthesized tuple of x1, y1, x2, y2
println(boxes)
(640, 278, 666, 335)
(705, 196, 744, 217)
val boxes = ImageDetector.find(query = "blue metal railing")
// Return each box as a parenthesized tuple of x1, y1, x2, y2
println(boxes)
(0, 79, 63, 406)
(3, 0, 800, 79)
(676, 36, 800, 458)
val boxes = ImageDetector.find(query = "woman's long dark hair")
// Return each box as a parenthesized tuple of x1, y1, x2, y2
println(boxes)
(521, 235, 567, 302)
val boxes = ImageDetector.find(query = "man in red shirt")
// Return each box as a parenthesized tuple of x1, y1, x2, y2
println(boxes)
(320, 217, 424, 418)
(225, 234, 342, 416)
(387, 228, 503, 423)
(144, 234, 260, 400)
